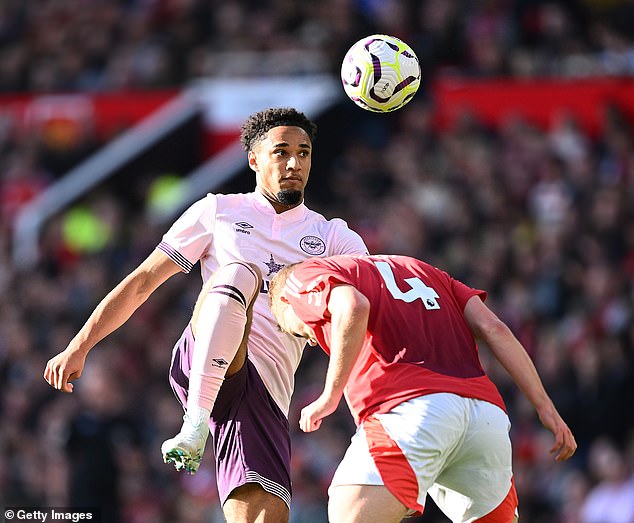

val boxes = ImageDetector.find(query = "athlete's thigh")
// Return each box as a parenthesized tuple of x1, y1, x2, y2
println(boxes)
(329, 394, 467, 516)
(223, 483, 289, 523)
(328, 485, 407, 523)
(431, 399, 515, 522)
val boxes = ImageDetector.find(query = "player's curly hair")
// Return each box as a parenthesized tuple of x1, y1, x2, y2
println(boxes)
(240, 107, 318, 151)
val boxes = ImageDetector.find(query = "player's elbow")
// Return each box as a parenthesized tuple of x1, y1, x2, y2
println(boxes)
(475, 316, 510, 344)
(464, 297, 510, 342)
(126, 265, 165, 300)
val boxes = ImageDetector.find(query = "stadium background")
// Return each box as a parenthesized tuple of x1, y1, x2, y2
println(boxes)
(0, 1, 633, 522)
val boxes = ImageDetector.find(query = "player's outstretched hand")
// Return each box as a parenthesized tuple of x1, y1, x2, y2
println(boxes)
(299, 394, 340, 433)
(537, 405, 577, 462)
(44, 349, 86, 393)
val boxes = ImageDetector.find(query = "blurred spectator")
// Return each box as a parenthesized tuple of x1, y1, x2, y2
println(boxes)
(580, 438, 634, 523)
(65, 354, 141, 523)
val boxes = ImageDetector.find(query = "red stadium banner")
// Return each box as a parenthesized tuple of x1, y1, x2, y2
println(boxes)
(2, 79, 634, 153)
(0, 91, 178, 143)
(432, 77, 634, 137)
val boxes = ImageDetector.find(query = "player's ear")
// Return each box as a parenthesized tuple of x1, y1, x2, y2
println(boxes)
(247, 150, 258, 172)
(280, 292, 290, 304)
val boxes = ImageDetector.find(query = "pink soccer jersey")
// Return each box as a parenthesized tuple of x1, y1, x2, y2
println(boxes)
(283, 254, 506, 424)
(157, 191, 368, 415)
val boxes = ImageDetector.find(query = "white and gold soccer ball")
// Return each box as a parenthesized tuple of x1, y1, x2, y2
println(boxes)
(341, 34, 421, 113)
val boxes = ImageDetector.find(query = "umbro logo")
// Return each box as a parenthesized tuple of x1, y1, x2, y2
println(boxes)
(234, 222, 253, 235)
(211, 358, 229, 368)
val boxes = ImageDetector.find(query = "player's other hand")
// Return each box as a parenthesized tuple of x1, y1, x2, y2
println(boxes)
(44, 348, 86, 393)
(538, 405, 577, 462)
(299, 394, 340, 433)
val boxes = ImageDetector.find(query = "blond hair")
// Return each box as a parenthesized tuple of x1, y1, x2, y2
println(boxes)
(268, 262, 301, 324)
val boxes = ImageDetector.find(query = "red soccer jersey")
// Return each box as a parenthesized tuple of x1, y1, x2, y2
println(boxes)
(284, 254, 506, 425)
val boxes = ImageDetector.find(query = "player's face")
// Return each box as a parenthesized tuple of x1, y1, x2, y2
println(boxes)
(249, 126, 312, 211)
(277, 301, 318, 347)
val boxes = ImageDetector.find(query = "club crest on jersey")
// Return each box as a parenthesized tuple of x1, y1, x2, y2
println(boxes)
(300, 235, 326, 255)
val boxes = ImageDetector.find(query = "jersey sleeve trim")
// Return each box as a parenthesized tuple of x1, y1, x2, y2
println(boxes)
(157, 241, 194, 273)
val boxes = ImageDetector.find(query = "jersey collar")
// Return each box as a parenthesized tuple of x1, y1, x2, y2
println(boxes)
(252, 190, 308, 220)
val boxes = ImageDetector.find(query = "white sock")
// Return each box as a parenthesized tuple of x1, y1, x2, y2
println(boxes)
(186, 262, 259, 416)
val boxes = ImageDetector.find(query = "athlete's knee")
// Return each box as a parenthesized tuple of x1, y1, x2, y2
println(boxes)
(189, 262, 262, 378)
(224, 483, 289, 523)
(213, 261, 261, 304)
(328, 485, 407, 523)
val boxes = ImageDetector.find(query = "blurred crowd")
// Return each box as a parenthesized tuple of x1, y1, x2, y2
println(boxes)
(1, 0, 634, 91)
(1, 1, 634, 523)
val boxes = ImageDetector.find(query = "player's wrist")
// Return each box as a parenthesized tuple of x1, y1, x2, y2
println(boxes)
(70, 330, 99, 356)
(535, 399, 558, 420)
(319, 388, 343, 409)
(66, 343, 90, 358)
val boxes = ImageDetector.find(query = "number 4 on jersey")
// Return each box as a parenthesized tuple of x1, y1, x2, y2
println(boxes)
(375, 261, 440, 310)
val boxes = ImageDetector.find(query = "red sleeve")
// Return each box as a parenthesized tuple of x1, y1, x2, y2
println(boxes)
(283, 262, 350, 324)
(449, 274, 487, 310)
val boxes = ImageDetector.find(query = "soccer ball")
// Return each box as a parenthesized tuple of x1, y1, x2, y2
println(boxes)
(341, 34, 421, 113)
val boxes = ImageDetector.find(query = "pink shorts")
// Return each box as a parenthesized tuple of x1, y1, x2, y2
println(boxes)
(329, 393, 518, 522)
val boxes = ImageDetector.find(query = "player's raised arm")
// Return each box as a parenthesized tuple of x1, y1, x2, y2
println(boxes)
(463, 295, 577, 462)
(44, 249, 181, 393)
(300, 284, 370, 432)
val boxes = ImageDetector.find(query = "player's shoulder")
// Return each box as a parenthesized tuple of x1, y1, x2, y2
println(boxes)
(181, 192, 256, 223)
(327, 216, 353, 229)
(204, 192, 261, 216)
(212, 191, 253, 206)
(304, 207, 352, 230)
(303, 210, 367, 254)
(395, 254, 440, 273)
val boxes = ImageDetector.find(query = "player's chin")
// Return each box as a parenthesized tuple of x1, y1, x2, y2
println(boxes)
(276, 189, 303, 206)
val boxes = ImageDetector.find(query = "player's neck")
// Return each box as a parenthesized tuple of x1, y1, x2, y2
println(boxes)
(258, 189, 303, 214)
